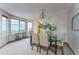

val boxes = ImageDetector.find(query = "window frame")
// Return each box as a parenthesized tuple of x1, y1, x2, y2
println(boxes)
(11, 19, 19, 34)
(1, 15, 8, 38)
(19, 21, 26, 33)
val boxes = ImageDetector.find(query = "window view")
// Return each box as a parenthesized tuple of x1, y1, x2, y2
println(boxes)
(27, 22, 32, 33)
(0, 29, 1, 39)
(20, 21, 25, 33)
(11, 19, 19, 34)
(2, 16, 8, 38)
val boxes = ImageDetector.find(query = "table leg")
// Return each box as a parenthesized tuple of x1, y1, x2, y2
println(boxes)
(55, 39, 57, 55)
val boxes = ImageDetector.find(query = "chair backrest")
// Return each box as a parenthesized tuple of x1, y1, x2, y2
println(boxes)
(39, 32, 49, 47)
(32, 33, 39, 44)
(62, 33, 68, 43)
(57, 33, 68, 46)
(51, 31, 68, 46)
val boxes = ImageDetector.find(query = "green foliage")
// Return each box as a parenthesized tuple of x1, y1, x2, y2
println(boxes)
(45, 21, 56, 31)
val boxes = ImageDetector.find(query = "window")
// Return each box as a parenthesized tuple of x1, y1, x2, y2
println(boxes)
(0, 28, 1, 39)
(2, 16, 8, 38)
(0, 31, 1, 39)
(11, 19, 19, 34)
(27, 22, 32, 33)
(20, 21, 25, 33)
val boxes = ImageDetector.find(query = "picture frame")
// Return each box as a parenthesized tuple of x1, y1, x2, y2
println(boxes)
(72, 13, 79, 31)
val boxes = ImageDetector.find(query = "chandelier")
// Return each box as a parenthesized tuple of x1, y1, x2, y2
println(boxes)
(40, 9, 46, 19)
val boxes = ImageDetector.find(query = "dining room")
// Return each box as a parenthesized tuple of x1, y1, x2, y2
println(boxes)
(0, 3, 78, 55)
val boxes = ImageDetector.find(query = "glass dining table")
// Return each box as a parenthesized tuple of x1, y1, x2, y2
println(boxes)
(30, 31, 59, 55)
(48, 35, 58, 55)
(48, 35, 61, 55)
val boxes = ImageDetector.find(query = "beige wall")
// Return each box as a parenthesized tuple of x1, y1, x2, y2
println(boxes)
(68, 4, 79, 54)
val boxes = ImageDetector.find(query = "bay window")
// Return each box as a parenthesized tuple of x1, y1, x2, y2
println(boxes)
(11, 19, 19, 34)
(2, 16, 8, 38)
(27, 22, 32, 33)
(20, 21, 25, 33)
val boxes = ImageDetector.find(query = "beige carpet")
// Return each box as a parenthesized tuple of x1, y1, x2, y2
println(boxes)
(0, 38, 73, 55)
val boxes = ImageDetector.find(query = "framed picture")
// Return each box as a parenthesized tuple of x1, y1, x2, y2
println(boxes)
(72, 13, 79, 31)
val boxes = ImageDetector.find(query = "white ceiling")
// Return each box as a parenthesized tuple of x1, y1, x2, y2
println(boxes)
(0, 3, 73, 20)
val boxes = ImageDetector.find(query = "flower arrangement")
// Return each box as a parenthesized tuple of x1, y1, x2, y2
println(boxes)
(37, 20, 56, 34)
(45, 22, 56, 31)
(40, 21, 56, 31)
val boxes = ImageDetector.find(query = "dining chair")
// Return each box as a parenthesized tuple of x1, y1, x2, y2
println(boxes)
(51, 33, 66, 55)
(39, 32, 50, 55)
(31, 33, 39, 52)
